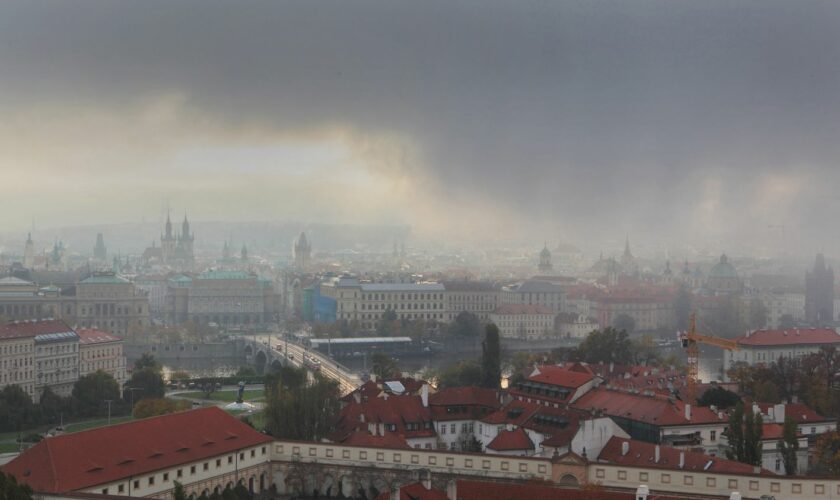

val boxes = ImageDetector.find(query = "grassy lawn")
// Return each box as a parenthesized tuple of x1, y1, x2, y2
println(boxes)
(178, 389, 264, 402)
(246, 410, 266, 430)
(64, 415, 134, 433)
(0, 442, 21, 453)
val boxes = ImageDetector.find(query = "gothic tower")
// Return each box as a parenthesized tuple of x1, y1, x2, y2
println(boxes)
(806, 253, 835, 324)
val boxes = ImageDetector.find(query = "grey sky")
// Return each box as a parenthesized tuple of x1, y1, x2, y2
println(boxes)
(1, 1, 839, 252)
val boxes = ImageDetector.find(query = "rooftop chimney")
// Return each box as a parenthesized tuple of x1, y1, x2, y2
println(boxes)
(446, 480, 457, 500)
(389, 485, 400, 500)
(685, 404, 692, 421)
(354, 391, 361, 404)
(729, 493, 741, 500)
(420, 469, 432, 490)
(654, 445, 660, 463)
(379, 422, 385, 436)
(679, 451, 685, 469)
(622, 441, 630, 456)
(774, 403, 785, 424)
(421, 383, 429, 408)
(635, 485, 649, 500)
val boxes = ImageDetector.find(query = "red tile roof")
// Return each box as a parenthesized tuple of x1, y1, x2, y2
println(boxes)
(487, 427, 535, 451)
(331, 393, 435, 442)
(755, 402, 833, 424)
(2, 407, 273, 494)
(76, 328, 122, 345)
(737, 328, 840, 347)
(598, 437, 768, 475)
(527, 365, 594, 389)
(374, 482, 449, 500)
(428, 387, 501, 421)
(454, 479, 635, 500)
(340, 378, 427, 403)
(481, 400, 585, 449)
(572, 387, 727, 426)
(341, 429, 411, 449)
(492, 304, 554, 315)
(0, 319, 74, 340)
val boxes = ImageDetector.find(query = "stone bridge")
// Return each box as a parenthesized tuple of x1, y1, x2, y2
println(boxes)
(241, 338, 289, 375)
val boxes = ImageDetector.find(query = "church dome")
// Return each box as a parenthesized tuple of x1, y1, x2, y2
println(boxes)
(708, 253, 738, 279)
(540, 246, 551, 258)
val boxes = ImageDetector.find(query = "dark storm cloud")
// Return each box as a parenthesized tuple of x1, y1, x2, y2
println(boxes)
(1, 0, 839, 248)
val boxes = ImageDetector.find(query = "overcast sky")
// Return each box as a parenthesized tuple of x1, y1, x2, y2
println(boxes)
(1, 1, 839, 254)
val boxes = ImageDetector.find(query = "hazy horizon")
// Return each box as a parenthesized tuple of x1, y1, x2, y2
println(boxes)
(2, 1, 840, 255)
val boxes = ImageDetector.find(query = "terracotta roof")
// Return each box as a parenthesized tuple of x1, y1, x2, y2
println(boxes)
(429, 387, 501, 422)
(737, 328, 840, 347)
(0, 319, 74, 340)
(454, 480, 636, 500)
(340, 378, 427, 403)
(374, 482, 449, 500)
(341, 429, 411, 449)
(598, 437, 768, 475)
(487, 428, 534, 451)
(756, 402, 833, 424)
(527, 365, 594, 389)
(572, 387, 727, 427)
(760, 423, 799, 440)
(492, 304, 554, 315)
(331, 393, 435, 442)
(481, 400, 585, 448)
(76, 328, 122, 345)
(2, 407, 273, 494)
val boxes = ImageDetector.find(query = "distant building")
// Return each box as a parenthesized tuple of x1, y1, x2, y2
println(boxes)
(443, 280, 499, 322)
(293, 231, 312, 270)
(140, 213, 195, 269)
(705, 254, 742, 294)
(93, 232, 107, 261)
(619, 236, 637, 275)
(805, 253, 834, 324)
(724, 327, 840, 374)
(500, 279, 566, 314)
(77, 328, 127, 386)
(490, 304, 555, 339)
(164, 270, 279, 326)
(538, 244, 553, 273)
(23, 233, 35, 268)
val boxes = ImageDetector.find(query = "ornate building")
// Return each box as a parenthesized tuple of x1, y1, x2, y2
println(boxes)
(805, 253, 834, 324)
(293, 231, 312, 270)
(23, 233, 35, 268)
(538, 244, 553, 273)
(141, 213, 195, 269)
(705, 253, 742, 294)
(93, 233, 107, 261)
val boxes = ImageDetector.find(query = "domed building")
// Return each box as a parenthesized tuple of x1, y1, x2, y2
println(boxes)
(705, 253, 742, 294)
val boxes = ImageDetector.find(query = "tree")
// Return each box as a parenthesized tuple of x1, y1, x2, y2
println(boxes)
(697, 386, 741, 409)
(125, 368, 166, 403)
(0, 385, 35, 433)
(72, 370, 123, 417)
(815, 430, 840, 475)
(613, 314, 636, 335)
(134, 352, 161, 373)
(448, 311, 483, 337)
(743, 407, 763, 466)
(371, 352, 400, 380)
(236, 365, 257, 378)
(726, 403, 745, 462)
(173, 482, 188, 500)
(265, 371, 340, 441)
(572, 327, 633, 365)
(748, 298, 768, 330)
(778, 416, 799, 475)
(0, 471, 34, 500)
(436, 360, 484, 388)
(376, 309, 400, 336)
(37, 386, 67, 424)
(480, 323, 501, 389)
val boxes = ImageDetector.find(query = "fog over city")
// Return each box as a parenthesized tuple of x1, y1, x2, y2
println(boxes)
(2, 0, 840, 255)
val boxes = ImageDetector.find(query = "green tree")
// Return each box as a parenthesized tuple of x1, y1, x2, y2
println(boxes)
(0, 385, 35, 433)
(448, 311, 483, 337)
(435, 360, 484, 388)
(480, 323, 501, 389)
(236, 365, 258, 378)
(697, 386, 741, 409)
(37, 386, 67, 424)
(726, 402, 745, 462)
(134, 352, 161, 373)
(173, 482, 188, 500)
(613, 314, 636, 335)
(778, 416, 799, 475)
(815, 430, 840, 475)
(0, 471, 34, 500)
(371, 352, 400, 380)
(572, 327, 633, 364)
(743, 407, 763, 466)
(125, 368, 166, 403)
(376, 309, 400, 336)
(265, 372, 340, 441)
(72, 370, 123, 417)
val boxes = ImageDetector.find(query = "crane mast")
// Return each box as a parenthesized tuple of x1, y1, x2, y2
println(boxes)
(679, 312, 739, 403)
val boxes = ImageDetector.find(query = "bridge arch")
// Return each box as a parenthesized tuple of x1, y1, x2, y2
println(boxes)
(254, 350, 267, 375)
(244, 344, 253, 356)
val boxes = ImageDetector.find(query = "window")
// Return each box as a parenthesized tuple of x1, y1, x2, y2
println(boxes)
(710, 430, 716, 442)
(102, 489, 108, 495)
(203, 462, 209, 471)
(228, 456, 233, 464)
(148, 476, 155, 486)
(190, 465, 196, 474)
(216, 458, 222, 467)
(251, 449, 255, 457)
(177, 469, 183, 478)
(163, 472, 169, 482)
(775, 459, 781, 471)
(134, 480, 140, 489)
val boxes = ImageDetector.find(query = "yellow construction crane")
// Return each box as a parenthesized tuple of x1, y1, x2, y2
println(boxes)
(679, 313, 739, 403)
